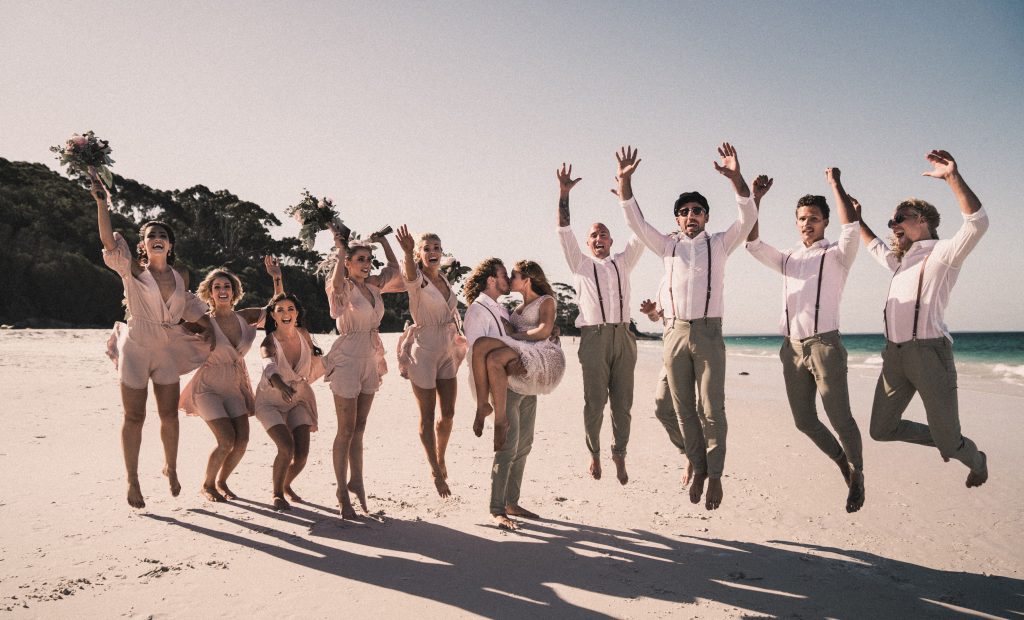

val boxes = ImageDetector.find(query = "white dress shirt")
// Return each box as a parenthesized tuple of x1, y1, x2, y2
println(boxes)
(558, 227, 645, 327)
(867, 208, 989, 343)
(463, 294, 510, 350)
(746, 222, 859, 339)
(622, 194, 756, 321)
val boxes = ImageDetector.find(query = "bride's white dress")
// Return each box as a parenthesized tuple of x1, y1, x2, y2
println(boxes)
(500, 294, 565, 396)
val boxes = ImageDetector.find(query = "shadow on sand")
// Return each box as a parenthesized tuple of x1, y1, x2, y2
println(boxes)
(144, 507, 1022, 619)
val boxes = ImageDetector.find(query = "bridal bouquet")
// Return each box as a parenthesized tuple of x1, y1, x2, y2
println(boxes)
(439, 254, 470, 285)
(286, 190, 347, 250)
(50, 131, 115, 188)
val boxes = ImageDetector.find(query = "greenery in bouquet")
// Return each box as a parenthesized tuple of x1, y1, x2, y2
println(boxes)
(439, 254, 470, 285)
(286, 189, 345, 250)
(50, 131, 115, 189)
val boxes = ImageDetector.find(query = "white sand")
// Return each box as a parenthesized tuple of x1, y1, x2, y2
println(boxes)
(1, 329, 1021, 618)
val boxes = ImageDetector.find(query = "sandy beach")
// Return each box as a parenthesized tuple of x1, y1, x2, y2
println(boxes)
(0, 329, 1021, 619)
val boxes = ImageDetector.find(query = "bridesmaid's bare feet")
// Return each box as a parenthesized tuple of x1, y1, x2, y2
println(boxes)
(162, 466, 181, 497)
(589, 456, 602, 480)
(611, 453, 629, 485)
(705, 478, 723, 510)
(216, 481, 238, 500)
(272, 494, 291, 511)
(284, 485, 302, 502)
(127, 478, 145, 509)
(337, 490, 357, 519)
(433, 475, 452, 498)
(201, 484, 225, 502)
(348, 481, 368, 512)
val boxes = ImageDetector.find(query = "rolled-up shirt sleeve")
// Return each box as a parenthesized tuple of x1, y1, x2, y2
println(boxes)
(835, 222, 860, 270)
(939, 207, 989, 268)
(558, 226, 584, 273)
(621, 197, 670, 255)
(722, 194, 758, 255)
(867, 238, 900, 272)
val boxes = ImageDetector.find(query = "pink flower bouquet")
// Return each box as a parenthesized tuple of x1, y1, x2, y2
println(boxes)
(50, 131, 115, 188)
(286, 190, 347, 250)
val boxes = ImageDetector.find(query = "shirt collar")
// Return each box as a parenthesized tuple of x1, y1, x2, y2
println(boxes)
(906, 239, 939, 256)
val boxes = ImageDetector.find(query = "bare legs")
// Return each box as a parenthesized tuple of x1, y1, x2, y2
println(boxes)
(412, 378, 457, 498)
(119, 382, 181, 508)
(334, 392, 374, 518)
(471, 337, 521, 450)
(217, 416, 249, 499)
(267, 422, 310, 511)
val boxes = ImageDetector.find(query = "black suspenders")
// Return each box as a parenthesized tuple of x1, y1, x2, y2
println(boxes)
(783, 248, 827, 337)
(479, 302, 504, 336)
(884, 253, 930, 341)
(592, 260, 623, 323)
(667, 235, 712, 321)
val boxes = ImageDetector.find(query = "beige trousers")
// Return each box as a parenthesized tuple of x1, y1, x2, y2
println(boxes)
(579, 323, 637, 456)
(663, 318, 726, 478)
(870, 338, 984, 472)
(780, 330, 863, 470)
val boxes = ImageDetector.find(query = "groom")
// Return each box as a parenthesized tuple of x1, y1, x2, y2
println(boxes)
(463, 257, 538, 530)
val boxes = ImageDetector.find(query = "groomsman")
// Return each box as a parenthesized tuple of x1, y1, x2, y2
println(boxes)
(617, 143, 756, 510)
(745, 168, 866, 513)
(556, 163, 645, 484)
(858, 150, 989, 489)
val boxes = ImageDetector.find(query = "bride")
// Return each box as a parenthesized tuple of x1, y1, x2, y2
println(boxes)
(471, 260, 566, 450)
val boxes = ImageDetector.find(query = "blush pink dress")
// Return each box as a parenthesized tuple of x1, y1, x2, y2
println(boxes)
(255, 332, 324, 432)
(179, 312, 261, 421)
(102, 232, 209, 389)
(396, 269, 468, 389)
(324, 264, 405, 398)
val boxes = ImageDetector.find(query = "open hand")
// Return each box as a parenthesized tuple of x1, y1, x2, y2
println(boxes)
(922, 150, 957, 180)
(279, 382, 296, 403)
(639, 299, 657, 316)
(712, 142, 741, 180)
(753, 175, 774, 201)
(395, 224, 415, 255)
(557, 163, 582, 195)
(616, 146, 641, 180)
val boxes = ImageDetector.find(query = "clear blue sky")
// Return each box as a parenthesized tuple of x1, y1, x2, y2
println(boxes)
(3, 1, 1022, 333)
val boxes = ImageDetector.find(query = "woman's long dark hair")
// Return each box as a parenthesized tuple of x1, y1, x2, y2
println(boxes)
(264, 293, 323, 355)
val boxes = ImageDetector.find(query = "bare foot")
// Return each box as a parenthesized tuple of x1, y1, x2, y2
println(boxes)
(493, 420, 509, 451)
(681, 459, 694, 488)
(348, 481, 368, 512)
(689, 473, 707, 504)
(705, 478, 723, 510)
(611, 453, 629, 485)
(127, 479, 146, 509)
(284, 485, 302, 502)
(201, 484, 225, 502)
(834, 452, 852, 486)
(433, 474, 452, 498)
(336, 490, 358, 519)
(162, 466, 181, 497)
(589, 456, 602, 480)
(473, 403, 492, 437)
(846, 470, 865, 513)
(216, 481, 237, 500)
(272, 495, 291, 511)
(966, 452, 988, 488)
(492, 513, 518, 530)
(505, 504, 539, 519)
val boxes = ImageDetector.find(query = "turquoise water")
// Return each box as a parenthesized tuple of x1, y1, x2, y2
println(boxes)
(724, 332, 1024, 366)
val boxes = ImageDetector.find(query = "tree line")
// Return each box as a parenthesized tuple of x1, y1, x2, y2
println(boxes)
(0, 157, 584, 334)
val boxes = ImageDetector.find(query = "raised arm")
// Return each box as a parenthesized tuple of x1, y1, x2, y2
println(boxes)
(557, 162, 581, 227)
(91, 175, 116, 251)
(616, 145, 641, 202)
(712, 142, 750, 198)
(747, 174, 774, 242)
(852, 197, 881, 247)
(617, 146, 670, 253)
(826, 167, 857, 225)
(327, 221, 349, 292)
(923, 149, 981, 215)
(395, 224, 419, 282)
(266, 255, 284, 296)
(368, 234, 405, 292)
(715, 143, 757, 253)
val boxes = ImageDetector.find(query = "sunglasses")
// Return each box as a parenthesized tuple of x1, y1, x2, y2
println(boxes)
(887, 212, 918, 229)
(675, 206, 707, 217)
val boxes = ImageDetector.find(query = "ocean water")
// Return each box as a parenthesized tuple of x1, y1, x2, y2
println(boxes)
(638, 332, 1024, 390)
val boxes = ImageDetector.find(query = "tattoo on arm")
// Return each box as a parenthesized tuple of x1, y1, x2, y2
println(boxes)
(558, 196, 570, 227)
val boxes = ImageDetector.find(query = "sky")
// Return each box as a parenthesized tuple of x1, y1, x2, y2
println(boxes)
(3, 1, 1022, 334)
